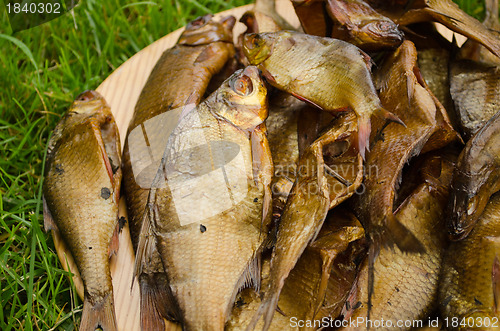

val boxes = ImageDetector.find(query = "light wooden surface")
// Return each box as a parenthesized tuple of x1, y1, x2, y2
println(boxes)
(95, 2, 299, 330)
(56, 1, 463, 329)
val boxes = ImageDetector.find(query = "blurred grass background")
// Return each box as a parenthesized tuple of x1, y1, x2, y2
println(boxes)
(0, 0, 492, 329)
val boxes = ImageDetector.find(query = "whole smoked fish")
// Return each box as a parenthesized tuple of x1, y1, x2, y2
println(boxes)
(135, 66, 273, 331)
(121, 14, 236, 330)
(247, 112, 363, 330)
(447, 110, 500, 240)
(242, 30, 403, 159)
(43, 90, 121, 331)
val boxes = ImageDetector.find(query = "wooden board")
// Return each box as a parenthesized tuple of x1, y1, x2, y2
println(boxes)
(95, 2, 299, 330)
(53, 1, 463, 330)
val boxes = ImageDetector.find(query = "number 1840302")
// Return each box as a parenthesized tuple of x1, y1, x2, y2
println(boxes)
(6, 2, 61, 14)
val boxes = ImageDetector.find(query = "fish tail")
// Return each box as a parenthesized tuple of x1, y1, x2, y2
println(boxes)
(356, 115, 371, 161)
(385, 213, 425, 253)
(80, 292, 117, 331)
(139, 272, 182, 330)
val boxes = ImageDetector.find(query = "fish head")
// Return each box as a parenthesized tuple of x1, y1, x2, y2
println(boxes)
(242, 32, 275, 65)
(67, 90, 112, 123)
(213, 66, 268, 131)
(447, 172, 488, 240)
(353, 20, 404, 49)
(178, 14, 236, 45)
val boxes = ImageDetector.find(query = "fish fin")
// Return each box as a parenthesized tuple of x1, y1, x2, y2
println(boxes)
(133, 194, 157, 286)
(80, 292, 117, 331)
(261, 69, 278, 86)
(373, 107, 406, 128)
(108, 221, 120, 257)
(356, 115, 371, 160)
(493, 254, 500, 313)
(91, 120, 115, 185)
(139, 273, 182, 330)
(359, 49, 375, 71)
(290, 91, 324, 110)
(385, 214, 425, 253)
(230, 254, 262, 322)
(239, 253, 262, 292)
(366, 241, 380, 327)
(42, 197, 57, 232)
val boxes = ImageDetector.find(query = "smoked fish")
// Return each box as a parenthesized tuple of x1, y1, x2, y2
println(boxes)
(447, 110, 500, 240)
(354, 40, 457, 253)
(43, 90, 121, 331)
(242, 30, 403, 159)
(326, 0, 404, 51)
(440, 192, 500, 329)
(121, 14, 236, 330)
(341, 153, 453, 330)
(135, 66, 273, 331)
(247, 111, 363, 330)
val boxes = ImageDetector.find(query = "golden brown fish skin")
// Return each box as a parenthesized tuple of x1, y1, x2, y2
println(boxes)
(326, 0, 404, 51)
(277, 209, 365, 326)
(242, 30, 403, 159)
(440, 192, 500, 330)
(137, 66, 272, 331)
(247, 111, 363, 331)
(43, 90, 121, 331)
(227, 210, 365, 331)
(449, 60, 500, 140)
(291, 0, 332, 37)
(266, 92, 305, 224)
(354, 40, 456, 252)
(341, 154, 454, 331)
(395, 0, 500, 58)
(447, 111, 500, 241)
(241, 0, 295, 34)
(121, 14, 236, 329)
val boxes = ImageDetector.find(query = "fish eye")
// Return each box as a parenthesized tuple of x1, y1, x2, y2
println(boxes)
(76, 91, 95, 102)
(230, 75, 253, 96)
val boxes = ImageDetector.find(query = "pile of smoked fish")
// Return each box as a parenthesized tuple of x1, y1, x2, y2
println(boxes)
(42, 0, 500, 330)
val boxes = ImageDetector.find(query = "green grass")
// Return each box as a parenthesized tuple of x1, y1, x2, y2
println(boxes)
(0, 0, 490, 330)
